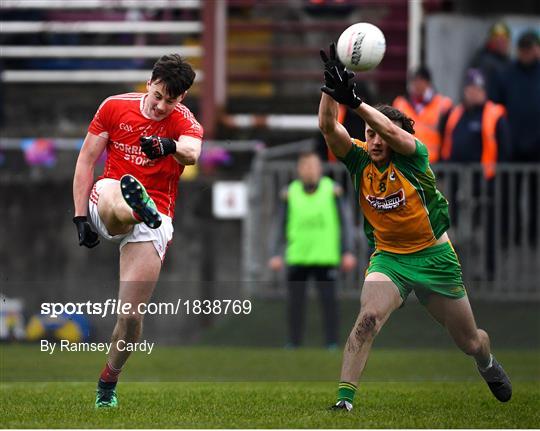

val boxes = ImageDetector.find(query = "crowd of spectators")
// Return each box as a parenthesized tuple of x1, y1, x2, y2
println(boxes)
(392, 24, 539, 167)
(2, 8, 538, 164)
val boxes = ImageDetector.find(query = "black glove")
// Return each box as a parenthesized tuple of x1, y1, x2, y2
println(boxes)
(140, 135, 176, 160)
(73, 216, 100, 248)
(320, 43, 355, 89)
(321, 67, 363, 109)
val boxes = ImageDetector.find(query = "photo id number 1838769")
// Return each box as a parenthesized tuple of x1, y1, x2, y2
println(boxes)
(182, 299, 252, 315)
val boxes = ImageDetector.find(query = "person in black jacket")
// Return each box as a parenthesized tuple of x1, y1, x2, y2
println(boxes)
(469, 22, 512, 102)
(495, 29, 540, 247)
(495, 29, 540, 162)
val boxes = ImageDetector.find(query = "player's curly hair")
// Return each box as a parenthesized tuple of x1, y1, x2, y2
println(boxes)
(375, 104, 416, 134)
(151, 54, 195, 98)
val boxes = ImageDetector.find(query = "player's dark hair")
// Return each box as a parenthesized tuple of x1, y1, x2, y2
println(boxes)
(375, 104, 415, 135)
(151, 54, 195, 98)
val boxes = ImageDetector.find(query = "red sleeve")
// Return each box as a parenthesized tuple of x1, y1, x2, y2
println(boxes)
(172, 106, 204, 140)
(88, 98, 113, 136)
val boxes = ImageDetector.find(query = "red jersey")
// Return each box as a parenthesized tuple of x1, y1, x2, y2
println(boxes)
(88, 92, 203, 218)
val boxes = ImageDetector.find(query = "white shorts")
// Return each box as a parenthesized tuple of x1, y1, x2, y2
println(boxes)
(88, 178, 174, 261)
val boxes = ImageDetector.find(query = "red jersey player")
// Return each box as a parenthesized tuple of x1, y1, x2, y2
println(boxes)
(72, 54, 203, 408)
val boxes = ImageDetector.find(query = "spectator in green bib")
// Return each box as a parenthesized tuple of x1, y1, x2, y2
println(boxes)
(268, 151, 357, 349)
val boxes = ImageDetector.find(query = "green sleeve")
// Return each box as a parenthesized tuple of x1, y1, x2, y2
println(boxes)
(338, 141, 370, 175)
(393, 138, 429, 173)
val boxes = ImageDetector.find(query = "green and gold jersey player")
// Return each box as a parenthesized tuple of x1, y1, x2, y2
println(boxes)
(318, 42, 512, 411)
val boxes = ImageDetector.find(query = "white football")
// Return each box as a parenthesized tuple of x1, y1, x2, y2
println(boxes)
(336, 23, 386, 71)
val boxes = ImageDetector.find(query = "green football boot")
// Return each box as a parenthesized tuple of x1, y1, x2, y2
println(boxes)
(120, 174, 162, 229)
(95, 384, 118, 408)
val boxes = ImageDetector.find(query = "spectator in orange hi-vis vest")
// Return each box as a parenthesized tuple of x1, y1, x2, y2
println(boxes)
(392, 66, 452, 164)
(440, 68, 510, 179)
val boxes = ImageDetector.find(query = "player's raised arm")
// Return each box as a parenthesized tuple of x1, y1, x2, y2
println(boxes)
(321, 58, 416, 156)
(318, 93, 353, 159)
(353, 102, 416, 155)
(318, 44, 353, 158)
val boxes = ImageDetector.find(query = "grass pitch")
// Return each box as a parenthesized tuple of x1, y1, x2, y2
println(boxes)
(1, 345, 539, 428)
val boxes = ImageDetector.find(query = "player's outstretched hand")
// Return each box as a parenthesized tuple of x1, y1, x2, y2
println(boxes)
(320, 43, 344, 73)
(140, 135, 177, 160)
(321, 67, 363, 109)
(320, 43, 354, 89)
(73, 216, 100, 248)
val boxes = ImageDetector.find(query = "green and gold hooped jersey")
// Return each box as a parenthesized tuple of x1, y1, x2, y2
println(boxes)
(285, 176, 341, 265)
(340, 139, 450, 254)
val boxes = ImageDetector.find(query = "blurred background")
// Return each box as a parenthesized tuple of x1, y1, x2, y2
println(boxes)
(0, 0, 539, 358)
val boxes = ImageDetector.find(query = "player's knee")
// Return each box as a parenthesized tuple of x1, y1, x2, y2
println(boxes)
(354, 311, 379, 341)
(97, 198, 117, 226)
(98, 186, 127, 220)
